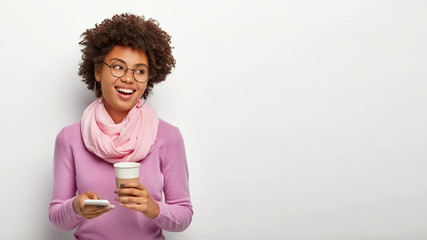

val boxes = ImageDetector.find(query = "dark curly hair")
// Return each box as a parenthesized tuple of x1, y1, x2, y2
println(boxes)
(78, 13, 175, 99)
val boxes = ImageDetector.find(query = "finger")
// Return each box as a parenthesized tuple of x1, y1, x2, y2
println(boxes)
(85, 205, 115, 215)
(117, 188, 149, 198)
(93, 205, 115, 212)
(83, 205, 105, 214)
(119, 182, 145, 190)
(84, 205, 101, 211)
(116, 196, 147, 204)
(86, 208, 111, 219)
(120, 203, 148, 212)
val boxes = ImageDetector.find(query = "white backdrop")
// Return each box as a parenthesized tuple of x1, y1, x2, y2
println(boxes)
(0, 0, 426, 239)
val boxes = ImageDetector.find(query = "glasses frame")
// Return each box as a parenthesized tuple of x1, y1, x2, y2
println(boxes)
(102, 60, 149, 83)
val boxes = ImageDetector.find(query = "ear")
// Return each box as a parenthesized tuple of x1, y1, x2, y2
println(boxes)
(94, 65, 101, 82)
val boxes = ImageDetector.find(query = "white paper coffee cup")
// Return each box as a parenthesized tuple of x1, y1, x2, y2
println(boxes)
(113, 162, 141, 179)
(114, 162, 140, 190)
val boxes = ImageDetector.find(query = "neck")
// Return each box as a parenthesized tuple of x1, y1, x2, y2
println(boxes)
(103, 102, 129, 124)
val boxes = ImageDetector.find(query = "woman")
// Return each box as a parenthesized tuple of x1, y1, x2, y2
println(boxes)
(49, 13, 193, 240)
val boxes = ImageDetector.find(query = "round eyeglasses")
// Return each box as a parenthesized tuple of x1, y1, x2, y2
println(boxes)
(102, 60, 149, 83)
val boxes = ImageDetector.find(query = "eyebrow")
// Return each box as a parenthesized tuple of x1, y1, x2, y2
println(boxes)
(108, 58, 149, 68)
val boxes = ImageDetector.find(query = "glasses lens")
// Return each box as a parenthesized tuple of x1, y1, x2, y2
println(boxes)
(134, 65, 149, 82)
(110, 61, 127, 77)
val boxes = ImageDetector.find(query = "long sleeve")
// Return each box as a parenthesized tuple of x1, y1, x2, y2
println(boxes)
(49, 128, 83, 231)
(48, 121, 192, 239)
(152, 128, 193, 232)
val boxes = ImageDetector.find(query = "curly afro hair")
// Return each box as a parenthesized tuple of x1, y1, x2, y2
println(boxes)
(78, 13, 175, 99)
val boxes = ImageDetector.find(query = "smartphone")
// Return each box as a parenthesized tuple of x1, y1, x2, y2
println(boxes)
(84, 199, 110, 206)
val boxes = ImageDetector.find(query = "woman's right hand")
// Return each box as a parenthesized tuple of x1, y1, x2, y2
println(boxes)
(72, 191, 115, 219)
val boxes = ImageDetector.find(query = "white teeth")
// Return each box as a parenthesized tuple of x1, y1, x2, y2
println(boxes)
(116, 88, 134, 94)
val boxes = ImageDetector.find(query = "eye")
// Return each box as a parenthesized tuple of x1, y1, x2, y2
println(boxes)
(135, 69, 145, 75)
(134, 65, 148, 75)
(112, 64, 124, 70)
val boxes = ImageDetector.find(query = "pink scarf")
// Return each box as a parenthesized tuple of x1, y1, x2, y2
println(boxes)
(81, 98, 159, 164)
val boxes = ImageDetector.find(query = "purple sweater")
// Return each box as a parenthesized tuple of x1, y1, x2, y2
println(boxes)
(49, 119, 193, 240)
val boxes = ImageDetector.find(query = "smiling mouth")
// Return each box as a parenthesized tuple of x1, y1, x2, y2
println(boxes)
(115, 87, 135, 95)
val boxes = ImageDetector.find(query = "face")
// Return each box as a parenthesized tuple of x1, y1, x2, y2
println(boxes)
(95, 45, 149, 123)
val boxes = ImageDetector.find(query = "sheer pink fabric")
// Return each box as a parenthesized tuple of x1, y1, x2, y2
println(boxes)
(81, 98, 158, 164)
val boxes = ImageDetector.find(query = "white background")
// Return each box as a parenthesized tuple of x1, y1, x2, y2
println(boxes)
(0, 0, 426, 239)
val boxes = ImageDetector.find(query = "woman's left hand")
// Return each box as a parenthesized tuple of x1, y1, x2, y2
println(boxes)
(115, 182, 160, 219)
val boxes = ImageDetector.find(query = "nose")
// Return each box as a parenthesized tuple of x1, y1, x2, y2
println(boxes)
(121, 69, 134, 83)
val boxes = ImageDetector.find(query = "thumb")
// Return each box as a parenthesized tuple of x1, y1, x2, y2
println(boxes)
(80, 191, 100, 207)
(86, 191, 100, 200)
